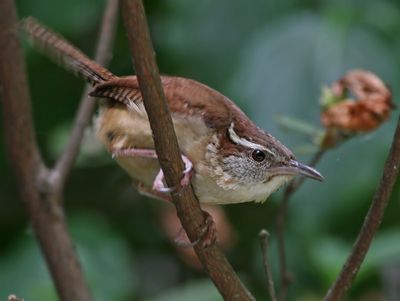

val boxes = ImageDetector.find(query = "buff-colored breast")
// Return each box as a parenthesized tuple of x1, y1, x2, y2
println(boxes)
(95, 104, 215, 195)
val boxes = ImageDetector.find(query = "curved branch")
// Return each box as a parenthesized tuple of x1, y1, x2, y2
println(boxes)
(1, 1, 119, 300)
(0, 1, 93, 300)
(54, 0, 119, 188)
(275, 118, 397, 301)
(0, 0, 45, 182)
(121, 1, 255, 300)
(324, 117, 400, 301)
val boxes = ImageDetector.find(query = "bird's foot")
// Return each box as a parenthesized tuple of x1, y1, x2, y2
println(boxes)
(111, 147, 193, 195)
(174, 210, 217, 248)
(136, 182, 172, 202)
(152, 154, 193, 193)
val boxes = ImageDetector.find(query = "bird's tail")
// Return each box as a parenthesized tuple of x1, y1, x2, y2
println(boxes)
(21, 17, 116, 85)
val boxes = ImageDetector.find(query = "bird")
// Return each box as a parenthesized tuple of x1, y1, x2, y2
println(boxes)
(22, 17, 323, 206)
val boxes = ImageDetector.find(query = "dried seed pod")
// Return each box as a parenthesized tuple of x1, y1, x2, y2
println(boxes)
(321, 70, 394, 132)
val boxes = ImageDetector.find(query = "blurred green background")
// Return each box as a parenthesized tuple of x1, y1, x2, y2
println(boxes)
(1, 0, 400, 300)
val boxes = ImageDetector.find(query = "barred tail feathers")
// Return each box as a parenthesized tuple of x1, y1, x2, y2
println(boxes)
(21, 17, 115, 85)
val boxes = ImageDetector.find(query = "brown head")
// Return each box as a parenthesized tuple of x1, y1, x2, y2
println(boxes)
(203, 117, 323, 203)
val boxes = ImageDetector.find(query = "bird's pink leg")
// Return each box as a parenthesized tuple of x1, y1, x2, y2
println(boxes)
(152, 155, 193, 193)
(113, 147, 215, 248)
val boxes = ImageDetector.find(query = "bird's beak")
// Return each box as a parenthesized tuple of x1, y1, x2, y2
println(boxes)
(269, 159, 324, 181)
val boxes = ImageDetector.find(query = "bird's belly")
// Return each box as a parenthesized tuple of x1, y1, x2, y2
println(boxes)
(95, 105, 212, 190)
(95, 106, 291, 204)
(116, 156, 160, 187)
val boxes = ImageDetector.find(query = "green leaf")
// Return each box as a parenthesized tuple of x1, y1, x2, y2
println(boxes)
(0, 213, 135, 301)
(319, 86, 344, 110)
(311, 229, 400, 285)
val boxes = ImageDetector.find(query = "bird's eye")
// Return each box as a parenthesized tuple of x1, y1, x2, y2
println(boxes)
(252, 149, 266, 162)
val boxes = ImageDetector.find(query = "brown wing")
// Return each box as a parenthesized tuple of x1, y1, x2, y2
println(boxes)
(23, 18, 232, 131)
(90, 76, 232, 129)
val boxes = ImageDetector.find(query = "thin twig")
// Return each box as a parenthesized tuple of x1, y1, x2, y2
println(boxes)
(324, 117, 400, 301)
(54, 0, 119, 188)
(275, 150, 325, 301)
(259, 229, 277, 301)
(121, 1, 255, 300)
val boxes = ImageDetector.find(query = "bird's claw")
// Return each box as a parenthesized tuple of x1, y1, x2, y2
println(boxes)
(174, 211, 217, 248)
(152, 155, 193, 194)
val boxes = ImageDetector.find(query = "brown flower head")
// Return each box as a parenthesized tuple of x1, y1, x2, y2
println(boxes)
(321, 70, 394, 132)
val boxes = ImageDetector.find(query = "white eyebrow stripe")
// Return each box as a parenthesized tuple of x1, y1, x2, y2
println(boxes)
(228, 123, 275, 156)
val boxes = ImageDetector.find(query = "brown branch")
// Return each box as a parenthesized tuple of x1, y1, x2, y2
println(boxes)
(259, 229, 277, 301)
(0, 0, 44, 176)
(324, 116, 400, 301)
(121, 1, 255, 300)
(0, 1, 118, 301)
(275, 150, 325, 301)
(0, 1, 91, 299)
(53, 0, 119, 188)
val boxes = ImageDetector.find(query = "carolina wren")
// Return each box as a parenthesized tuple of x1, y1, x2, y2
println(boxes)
(23, 18, 323, 205)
